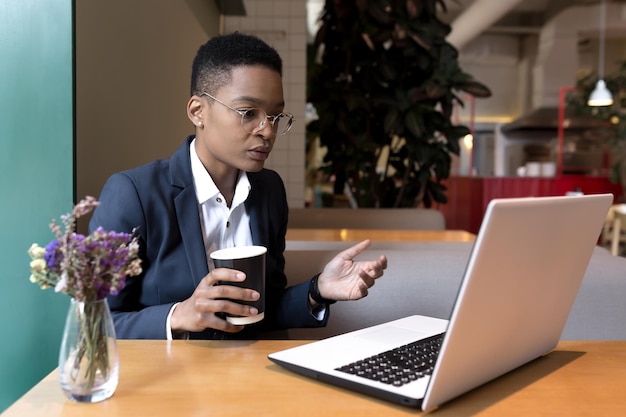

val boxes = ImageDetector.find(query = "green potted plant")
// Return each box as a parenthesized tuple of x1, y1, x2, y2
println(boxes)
(306, 0, 491, 208)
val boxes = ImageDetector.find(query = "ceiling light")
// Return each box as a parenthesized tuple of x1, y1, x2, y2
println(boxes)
(588, 80, 613, 106)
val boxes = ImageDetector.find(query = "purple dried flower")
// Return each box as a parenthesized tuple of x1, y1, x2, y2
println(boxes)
(44, 240, 60, 269)
(27, 196, 143, 302)
(72, 195, 99, 218)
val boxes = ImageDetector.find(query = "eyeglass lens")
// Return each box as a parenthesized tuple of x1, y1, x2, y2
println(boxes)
(241, 108, 292, 135)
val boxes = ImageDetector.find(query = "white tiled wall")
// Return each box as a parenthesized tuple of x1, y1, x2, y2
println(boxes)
(224, 0, 308, 208)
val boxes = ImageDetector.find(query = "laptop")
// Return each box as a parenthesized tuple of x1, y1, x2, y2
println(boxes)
(268, 193, 612, 411)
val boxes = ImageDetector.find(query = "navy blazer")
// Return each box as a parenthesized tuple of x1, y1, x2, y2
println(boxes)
(89, 136, 326, 339)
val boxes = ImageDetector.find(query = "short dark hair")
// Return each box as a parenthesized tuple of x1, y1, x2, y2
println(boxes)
(190, 32, 283, 96)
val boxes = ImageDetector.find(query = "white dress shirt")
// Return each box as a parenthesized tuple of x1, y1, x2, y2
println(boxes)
(165, 139, 253, 339)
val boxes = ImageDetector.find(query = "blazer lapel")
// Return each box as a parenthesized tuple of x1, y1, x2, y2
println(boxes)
(174, 187, 208, 287)
(171, 136, 208, 287)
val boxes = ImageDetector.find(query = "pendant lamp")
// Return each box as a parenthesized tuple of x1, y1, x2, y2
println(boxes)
(588, 0, 613, 106)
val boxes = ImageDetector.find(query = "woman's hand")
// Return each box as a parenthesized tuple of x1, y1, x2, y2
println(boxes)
(170, 268, 260, 333)
(316, 240, 387, 302)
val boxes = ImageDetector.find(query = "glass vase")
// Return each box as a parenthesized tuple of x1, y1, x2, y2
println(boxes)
(58, 298, 119, 403)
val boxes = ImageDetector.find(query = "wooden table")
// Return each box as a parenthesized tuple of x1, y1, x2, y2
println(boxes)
(3, 340, 625, 416)
(286, 228, 476, 242)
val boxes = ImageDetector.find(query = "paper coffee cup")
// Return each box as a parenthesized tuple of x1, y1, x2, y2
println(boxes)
(210, 246, 266, 325)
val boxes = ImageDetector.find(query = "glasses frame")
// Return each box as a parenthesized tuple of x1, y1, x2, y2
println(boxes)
(200, 92, 294, 135)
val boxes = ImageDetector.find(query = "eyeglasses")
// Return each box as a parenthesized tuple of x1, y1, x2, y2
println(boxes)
(200, 92, 294, 136)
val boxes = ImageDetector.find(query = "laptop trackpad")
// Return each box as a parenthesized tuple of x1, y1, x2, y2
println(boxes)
(355, 326, 432, 347)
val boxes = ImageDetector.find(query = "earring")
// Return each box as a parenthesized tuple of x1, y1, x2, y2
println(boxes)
(197, 121, 203, 127)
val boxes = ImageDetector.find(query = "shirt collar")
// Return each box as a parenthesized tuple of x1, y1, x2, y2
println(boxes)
(189, 138, 250, 206)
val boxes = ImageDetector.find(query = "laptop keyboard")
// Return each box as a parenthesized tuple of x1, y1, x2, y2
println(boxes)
(334, 332, 445, 387)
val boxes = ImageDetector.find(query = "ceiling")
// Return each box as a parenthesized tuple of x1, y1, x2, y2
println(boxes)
(441, 0, 626, 43)
(443, 0, 616, 25)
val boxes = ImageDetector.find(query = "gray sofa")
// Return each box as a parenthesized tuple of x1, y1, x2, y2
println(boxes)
(280, 241, 626, 340)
